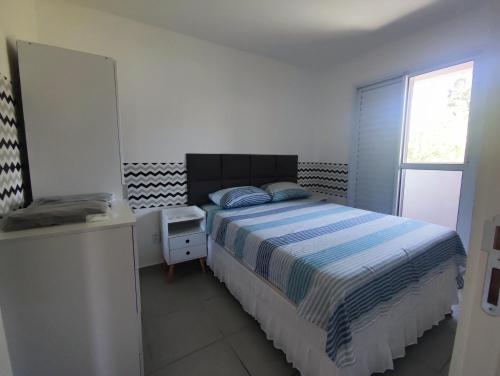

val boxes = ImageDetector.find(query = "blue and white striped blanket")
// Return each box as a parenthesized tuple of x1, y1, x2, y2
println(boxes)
(205, 198, 466, 368)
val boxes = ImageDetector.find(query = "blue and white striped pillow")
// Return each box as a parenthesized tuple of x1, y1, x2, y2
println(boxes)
(262, 182, 311, 202)
(209, 186, 271, 209)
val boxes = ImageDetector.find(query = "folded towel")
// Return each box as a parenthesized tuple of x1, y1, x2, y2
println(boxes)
(32, 192, 113, 206)
(2, 201, 109, 231)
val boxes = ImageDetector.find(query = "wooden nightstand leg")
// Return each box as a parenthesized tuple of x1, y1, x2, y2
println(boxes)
(199, 257, 206, 273)
(167, 264, 175, 283)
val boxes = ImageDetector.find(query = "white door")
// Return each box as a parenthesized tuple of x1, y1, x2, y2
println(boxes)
(449, 48, 500, 376)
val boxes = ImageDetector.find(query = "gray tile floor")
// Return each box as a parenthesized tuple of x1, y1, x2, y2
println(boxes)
(140, 262, 457, 376)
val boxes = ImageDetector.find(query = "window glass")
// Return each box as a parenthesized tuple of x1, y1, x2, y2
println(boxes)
(405, 62, 473, 164)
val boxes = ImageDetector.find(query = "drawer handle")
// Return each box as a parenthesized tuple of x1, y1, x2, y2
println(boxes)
(186, 251, 191, 255)
(185, 239, 190, 244)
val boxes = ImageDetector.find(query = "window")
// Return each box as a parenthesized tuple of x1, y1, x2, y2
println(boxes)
(399, 62, 474, 230)
(404, 62, 473, 164)
(351, 61, 475, 244)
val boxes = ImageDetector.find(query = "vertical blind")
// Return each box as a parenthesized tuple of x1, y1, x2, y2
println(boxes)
(350, 76, 407, 214)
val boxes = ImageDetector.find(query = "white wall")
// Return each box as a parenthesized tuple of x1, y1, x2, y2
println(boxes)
(0, 0, 38, 79)
(31, 0, 318, 267)
(34, 0, 316, 163)
(29, 1, 500, 269)
(309, 4, 493, 163)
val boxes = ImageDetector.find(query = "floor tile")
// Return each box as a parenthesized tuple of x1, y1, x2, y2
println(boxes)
(151, 340, 250, 376)
(402, 320, 456, 372)
(140, 264, 458, 376)
(140, 262, 227, 318)
(143, 345, 154, 376)
(202, 293, 258, 335)
(144, 306, 223, 371)
(141, 319, 154, 375)
(226, 326, 296, 376)
(376, 317, 456, 375)
(376, 359, 439, 376)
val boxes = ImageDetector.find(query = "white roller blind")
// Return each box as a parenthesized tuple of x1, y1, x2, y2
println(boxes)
(350, 77, 407, 214)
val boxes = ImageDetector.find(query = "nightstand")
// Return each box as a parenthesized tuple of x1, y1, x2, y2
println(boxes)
(161, 206, 207, 282)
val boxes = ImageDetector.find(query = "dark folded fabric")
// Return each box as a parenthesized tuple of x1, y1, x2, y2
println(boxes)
(2, 201, 109, 231)
(32, 193, 113, 206)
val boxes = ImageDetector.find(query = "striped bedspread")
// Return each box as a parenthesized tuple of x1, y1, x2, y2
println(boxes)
(205, 198, 466, 368)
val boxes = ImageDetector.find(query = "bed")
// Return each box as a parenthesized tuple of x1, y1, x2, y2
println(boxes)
(187, 153, 466, 376)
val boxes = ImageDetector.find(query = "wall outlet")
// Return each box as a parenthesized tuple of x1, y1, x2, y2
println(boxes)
(152, 233, 161, 244)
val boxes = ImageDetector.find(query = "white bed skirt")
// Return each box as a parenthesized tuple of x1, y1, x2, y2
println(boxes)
(207, 238, 459, 376)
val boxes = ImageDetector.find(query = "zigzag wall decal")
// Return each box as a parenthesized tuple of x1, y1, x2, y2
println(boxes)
(1, 162, 22, 173)
(0, 185, 23, 200)
(0, 74, 24, 216)
(0, 91, 14, 104)
(298, 162, 348, 198)
(124, 161, 348, 210)
(123, 162, 187, 209)
(0, 139, 20, 149)
(0, 114, 16, 127)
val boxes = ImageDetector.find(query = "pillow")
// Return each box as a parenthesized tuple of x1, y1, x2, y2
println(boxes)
(262, 182, 311, 202)
(209, 186, 271, 209)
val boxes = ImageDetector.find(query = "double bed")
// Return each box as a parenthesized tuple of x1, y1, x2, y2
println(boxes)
(187, 153, 466, 376)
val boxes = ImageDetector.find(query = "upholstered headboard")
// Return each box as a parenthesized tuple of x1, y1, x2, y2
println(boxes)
(186, 154, 298, 206)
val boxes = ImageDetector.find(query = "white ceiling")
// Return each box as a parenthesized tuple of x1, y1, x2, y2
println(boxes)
(60, 0, 487, 70)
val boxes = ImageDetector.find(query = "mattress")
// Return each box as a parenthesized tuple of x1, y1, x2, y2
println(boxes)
(204, 198, 465, 371)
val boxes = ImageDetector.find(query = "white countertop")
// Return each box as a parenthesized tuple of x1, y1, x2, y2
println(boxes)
(0, 200, 136, 243)
(162, 205, 205, 224)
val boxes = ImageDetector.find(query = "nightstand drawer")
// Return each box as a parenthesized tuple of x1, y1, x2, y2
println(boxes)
(170, 244, 207, 264)
(169, 232, 206, 249)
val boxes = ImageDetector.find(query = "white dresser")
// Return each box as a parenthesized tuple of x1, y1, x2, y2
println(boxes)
(161, 206, 207, 281)
(4, 41, 144, 376)
(0, 201, 143, 376)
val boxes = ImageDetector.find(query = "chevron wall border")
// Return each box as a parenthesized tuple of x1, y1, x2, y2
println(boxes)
(0, 75, 24, 216)
(123, 162, 187, 209)
(124, 160, 348, 210)
(298, 162, 348, 198)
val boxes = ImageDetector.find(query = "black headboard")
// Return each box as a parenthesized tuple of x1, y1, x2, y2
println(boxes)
(186, 154, 298, 206)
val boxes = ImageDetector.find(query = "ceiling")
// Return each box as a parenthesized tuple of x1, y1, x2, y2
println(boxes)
(60, 0, 488, 70)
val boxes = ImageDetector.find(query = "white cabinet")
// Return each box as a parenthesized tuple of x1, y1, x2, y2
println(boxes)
(0, 201, 142, 376)
(9, 40, 141, 376)
(168, 232, 206, 249)
(161, 206, 207, 281)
